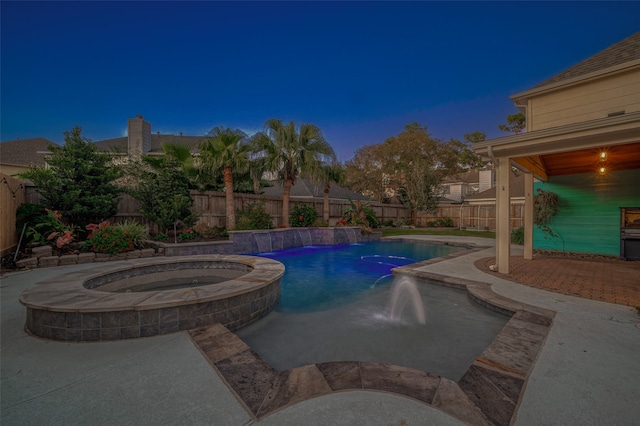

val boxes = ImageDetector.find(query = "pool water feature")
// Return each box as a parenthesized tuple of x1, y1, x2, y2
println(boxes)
(236, 241, 510, 381)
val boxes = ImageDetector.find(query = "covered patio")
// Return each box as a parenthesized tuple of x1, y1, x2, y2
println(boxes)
(473, 31, 640, 273)
(474, 112, 640, 273)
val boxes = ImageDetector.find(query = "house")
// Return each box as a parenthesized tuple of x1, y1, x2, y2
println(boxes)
(261, 178, 370, 202)
(440, 169, 498, 203)
(93, 115, 209, 158)
(0, 138, 59, 176)
(473, 31, 640, 273)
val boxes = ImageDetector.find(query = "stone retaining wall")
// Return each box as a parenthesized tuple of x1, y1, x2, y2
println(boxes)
(16, 227, 382, 269)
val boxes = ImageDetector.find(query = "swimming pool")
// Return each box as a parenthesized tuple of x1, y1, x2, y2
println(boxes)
(236, 240, 510, 381)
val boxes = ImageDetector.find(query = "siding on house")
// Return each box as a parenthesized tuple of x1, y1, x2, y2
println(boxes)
(529, 68, 640, 131)
(533, 169, 640, 255)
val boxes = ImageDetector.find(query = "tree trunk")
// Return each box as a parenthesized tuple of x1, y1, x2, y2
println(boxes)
(224, 165, 235, 230)
(323, 183, 330, 223)
(282, 178, 293, 227)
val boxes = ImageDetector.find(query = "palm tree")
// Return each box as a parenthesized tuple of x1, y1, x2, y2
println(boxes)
(252, 119, 335, 227)
(317, 161, 345, 223)
(143, 142, 200, 188)
(199, 127, 250, 230)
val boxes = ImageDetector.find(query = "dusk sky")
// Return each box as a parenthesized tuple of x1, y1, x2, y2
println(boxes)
(2, 1, 639, 161)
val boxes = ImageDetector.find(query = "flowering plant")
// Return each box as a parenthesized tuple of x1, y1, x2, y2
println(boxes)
(83, 220, 148, 254)
(27, 208, 78, 251)
(178, 228, 199, 241)
(289, 203, 317, 227)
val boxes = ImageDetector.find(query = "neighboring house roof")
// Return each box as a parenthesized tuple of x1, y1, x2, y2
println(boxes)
(437, 196, 463, 204)
(442, 169, 479, 184)
(261, 178, 370, 201)
(466, 171, 525, 200)
(94, 134, 209, 154)
(533, 31, 640, 89)
(0, 138, 59, 167)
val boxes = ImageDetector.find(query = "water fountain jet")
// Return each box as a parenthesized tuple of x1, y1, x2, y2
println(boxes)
(388, 275, 426, 325)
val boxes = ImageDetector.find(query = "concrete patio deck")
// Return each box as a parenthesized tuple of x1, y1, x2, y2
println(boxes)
(2, 236, 639, 425)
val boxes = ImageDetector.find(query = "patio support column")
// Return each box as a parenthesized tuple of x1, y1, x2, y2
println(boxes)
(523, 171, 534, 260)
(495, 157, 511, 274)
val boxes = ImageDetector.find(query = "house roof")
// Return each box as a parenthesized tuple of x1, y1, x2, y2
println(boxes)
(533, 31, 640, 89)
(94, 134, 209, 154)
(442, 169, 479, 184)
(0, 138, 59, 167)
(261, 178, 370, 201)
(466, 171, 525, 200)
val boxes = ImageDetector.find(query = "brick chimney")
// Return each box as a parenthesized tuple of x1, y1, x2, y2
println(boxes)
(127, 115, 151, 156)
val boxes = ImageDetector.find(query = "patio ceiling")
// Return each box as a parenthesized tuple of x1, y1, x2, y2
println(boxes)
(514, 141, 640, 179)
(474, 111, 640, 181)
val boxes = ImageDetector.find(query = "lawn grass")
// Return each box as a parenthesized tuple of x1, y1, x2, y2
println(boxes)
(380, 228, 496, 239)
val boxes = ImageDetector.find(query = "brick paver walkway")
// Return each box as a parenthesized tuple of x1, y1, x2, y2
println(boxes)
(475, 256, 640, 307)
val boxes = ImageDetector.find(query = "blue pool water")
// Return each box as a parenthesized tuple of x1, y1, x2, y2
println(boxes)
(238, 240, 509, 380)
(255, 240, 461, 312)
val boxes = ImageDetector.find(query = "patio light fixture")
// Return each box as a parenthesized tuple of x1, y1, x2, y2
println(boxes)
(597, 150, 608, 175)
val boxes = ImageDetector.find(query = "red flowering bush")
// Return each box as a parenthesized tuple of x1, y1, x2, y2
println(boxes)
(178, 228, 199, 241)
(289, 203, 317, 227)
(83, 220, 148, 254)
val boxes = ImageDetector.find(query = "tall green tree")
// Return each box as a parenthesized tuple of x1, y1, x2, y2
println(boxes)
(344, 122, 480, 214)
(199, 127, 251, 230)
(498, 112, 526, 134)
(18, 126, 122, 227)
(344, 144, 389, 203)
(252, 119, 335, 227)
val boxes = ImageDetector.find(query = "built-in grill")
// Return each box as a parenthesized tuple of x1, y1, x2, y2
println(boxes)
(620, 207, 640, 261)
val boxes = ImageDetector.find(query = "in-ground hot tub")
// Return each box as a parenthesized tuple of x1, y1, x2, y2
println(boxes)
(19, 255, 284, 342)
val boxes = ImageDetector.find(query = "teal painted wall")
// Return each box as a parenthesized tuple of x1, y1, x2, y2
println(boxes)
(533, 169, 640, 255)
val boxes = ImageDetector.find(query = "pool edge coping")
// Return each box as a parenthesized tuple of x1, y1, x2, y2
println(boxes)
(187, 243, 557, 426)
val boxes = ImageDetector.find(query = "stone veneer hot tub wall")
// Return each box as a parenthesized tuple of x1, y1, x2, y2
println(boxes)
(19, 255, 284, 342)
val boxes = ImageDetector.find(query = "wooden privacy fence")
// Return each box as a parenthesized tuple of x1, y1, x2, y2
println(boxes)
(1, 174, 27, 256)
(414, 203, 525, 230)
(114, 191, 414, 229)
(19, 185, 525, 234)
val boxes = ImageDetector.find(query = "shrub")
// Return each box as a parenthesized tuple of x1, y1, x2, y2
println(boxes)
(342, 199, 379, 232)
(84, 221, 147, 254)
(290, 203, 317, 227)
(437, 216, 454, 227)
(426, 217, 454, 228)
(511, 226, 524, 244)
(154, 233, 168, 241)
(236, 201, 272, 230)
(26, 208, 79, 250)
(178, 228, 199, 241)
(114, 219, 148, 248)
(193, 223, 228, 239)
(15, 203, 48, 233)
(125, 156, 198, 232)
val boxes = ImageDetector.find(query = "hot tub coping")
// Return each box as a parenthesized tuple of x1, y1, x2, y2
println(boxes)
(19, 255, 285, 313)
